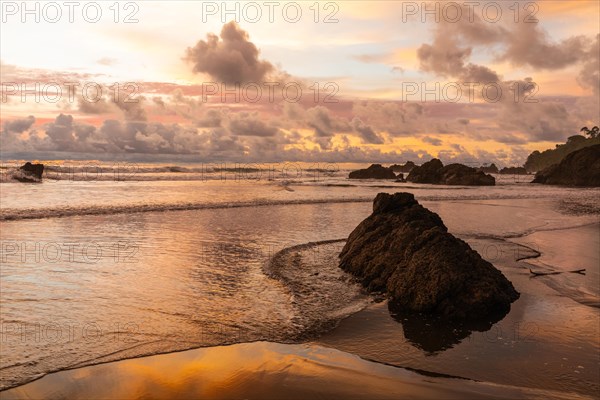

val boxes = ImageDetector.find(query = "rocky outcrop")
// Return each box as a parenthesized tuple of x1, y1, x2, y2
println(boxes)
(390, 161, 416, 173)
(405, 159, 443, 183)
(525, 135, 600, 173)
(440, 164, 496, 185)
(499, 166, 527, 175)
(478, 163, 498, 174)
(339, 192, 519, 320)
(532, 144, 600, 187)
(407, 159, 495, 186)
(15, 162, 44, 182)
(348, 164, 397, 179)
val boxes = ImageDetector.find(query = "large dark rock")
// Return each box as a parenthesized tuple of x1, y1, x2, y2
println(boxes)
(440, 164, 495, 185)
(532, 144, 600, 187)
(405, 159, 443, 183)
(390, 161, 416, 173)
(407, 159, 495, 186)
(348, 164, 396, 179)
(499, 166, 527, 175)
(339, 192, 519, 320)
(15, 162, 44, 182)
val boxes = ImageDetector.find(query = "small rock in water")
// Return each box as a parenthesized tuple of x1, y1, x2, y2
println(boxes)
(15, 162, 45, 182)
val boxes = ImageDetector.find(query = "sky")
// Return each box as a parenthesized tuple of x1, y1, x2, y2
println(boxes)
(1, 0, 599, 166)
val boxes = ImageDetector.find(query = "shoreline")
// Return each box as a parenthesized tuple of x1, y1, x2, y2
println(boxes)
(0, 341, 593, 400)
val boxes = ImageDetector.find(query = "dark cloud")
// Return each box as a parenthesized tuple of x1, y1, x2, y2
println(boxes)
(3, 115, 35, 133)
(350, 117, 384, 144)
(184, 21, 274, 84)
(74, 85, 147, 122)
(306, 106, 335, 137)
(417, 42, 500, 83)
(352, 101, 425, 136)
(196, 108, 223, 128)
(78, 97, 112, 114)
(229, 112, 279, 137)
(45, 114, 76, 148)
(502, 23, 588, 70)
(113, 96, 147, 122)
(416, 5, 503, 82)
(1, 116, 37, 152)
(422, 136, 442, 146)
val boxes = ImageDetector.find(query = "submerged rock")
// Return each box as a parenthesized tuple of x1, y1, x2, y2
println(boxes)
(339, 192, 519, 320)
(407, 159, 495, 186)
(15, 162, 44, 182)
(532, 144, 600, 187)
(348, 164, 397, 179)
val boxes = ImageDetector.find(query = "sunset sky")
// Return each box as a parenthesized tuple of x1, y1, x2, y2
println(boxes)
(1, 0, 599, 166)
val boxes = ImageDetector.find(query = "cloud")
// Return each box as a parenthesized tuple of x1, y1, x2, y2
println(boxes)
(352, 101, 424, 136)
(45, 114, 76, 148)
(184, 21, 274, 84)
(78, 97, 112, 114)
(415, 5, 597, 96)
(353, 53, 388, 63)
(113, 96, 148, 122)
(422, 136, 442, 146)
(97, 57, 117, 66)
(417, 42, 500, 83)
(1, 116, 37, 152)
(350, 117, 384, 144)
(3, 115, 35, 134)
(228, 112, 279, 137)
(303, 106, 352, 150)
(501, 23, 588, 70)
(489, 79, 579, 142)
(414, 10, 598, 143)
(74, 84, 147, 122)
(196, 108, 223, 127)
(306, 106, 336, 137)
(577, 34, 600, 95)
(415, 5, 504, 82)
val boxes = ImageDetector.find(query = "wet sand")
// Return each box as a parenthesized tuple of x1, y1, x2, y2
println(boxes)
(0, 342, 592, 400)
(315, 233, 599, 398)
(1, 229, 598, 400)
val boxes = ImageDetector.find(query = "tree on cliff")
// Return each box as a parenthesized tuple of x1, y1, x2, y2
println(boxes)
(581, 126, 599, 138)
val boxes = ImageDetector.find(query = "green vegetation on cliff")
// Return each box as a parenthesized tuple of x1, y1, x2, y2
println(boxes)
(524, 126, 600, 172)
